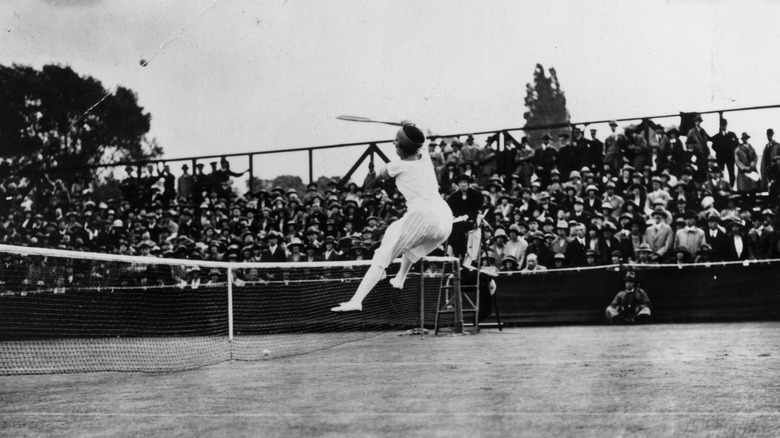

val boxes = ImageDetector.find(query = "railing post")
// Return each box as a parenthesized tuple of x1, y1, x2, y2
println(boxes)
(308, 149, 314, 184)
(248, 153, 254, 192)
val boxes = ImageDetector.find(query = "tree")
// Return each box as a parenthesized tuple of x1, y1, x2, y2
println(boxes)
(523, 64, 570, 147)
(0, 63, 161, 184)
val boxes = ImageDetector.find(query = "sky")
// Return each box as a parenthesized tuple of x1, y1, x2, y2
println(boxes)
(3, 0, 780, 184)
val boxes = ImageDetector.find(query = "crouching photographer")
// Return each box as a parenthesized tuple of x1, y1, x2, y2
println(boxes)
(605, 270, 652, 324)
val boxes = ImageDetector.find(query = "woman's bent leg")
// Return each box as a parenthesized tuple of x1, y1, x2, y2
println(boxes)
(389, 254, 414, 289)
(331, 265, 386, 312)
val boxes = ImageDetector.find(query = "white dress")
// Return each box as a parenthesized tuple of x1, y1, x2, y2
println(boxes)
(371, 149, 453, 268)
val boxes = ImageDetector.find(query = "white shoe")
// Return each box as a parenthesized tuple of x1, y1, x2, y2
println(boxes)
(331, 302, 362, 312)
(389, 277, 404, 290)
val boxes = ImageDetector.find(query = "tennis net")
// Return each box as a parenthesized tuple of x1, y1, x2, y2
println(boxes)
(0, 244, 460, 374)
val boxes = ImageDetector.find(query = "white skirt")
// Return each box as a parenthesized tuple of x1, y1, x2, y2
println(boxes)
(372, 199, 453, 268)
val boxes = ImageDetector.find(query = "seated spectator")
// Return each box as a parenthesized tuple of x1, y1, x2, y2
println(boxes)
(521, 253, 547, 272)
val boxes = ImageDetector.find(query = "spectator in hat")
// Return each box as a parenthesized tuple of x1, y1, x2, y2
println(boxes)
(604, 121, 627, 172)
(587, 128, 604, 174)
(565, 222, 588, 266)
(686, 113, 709, 160)
(761, 129, 780, 190)
(552, 252, 567, 269)
(551, 220, 570, 255)
(596, 223, 621, 264)
(488, 228, 509, 267)
(584, 248, 600, 267)
(320, 236, 341, 261)
(557, 133, 578, 181)
(446, 174, 484, 258)
(177, 164, 194, 201)
(532, 133, 558, 186)
(751, 209, 777, 260)
(644, 209, 674, 261)
(634, 243, 655, 264)
(582, 184, 602, 214)
(704, 213, 729, 261)
(606, 271, 652, 324)
(710, 119, 740, 187)
(627, 127, 650, 171)
(504, 223, 529, 266)
(734, 132, 760, 193)
(645, 176, 671, 214)
(724, 217, 751, 261)
(703, 167, 732, 210)
(695, 244, 715, 263)
(263, 231, 287, 263)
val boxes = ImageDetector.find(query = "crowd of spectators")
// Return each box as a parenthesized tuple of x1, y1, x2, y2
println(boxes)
(2, 115, 780, 282)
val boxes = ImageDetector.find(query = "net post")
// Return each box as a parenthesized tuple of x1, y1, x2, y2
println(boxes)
(453, 258, 464, 334)
(419, 259, 425, 339)
(227, 266, 234, 343)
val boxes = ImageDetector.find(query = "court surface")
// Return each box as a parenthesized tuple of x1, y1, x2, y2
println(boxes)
(2, 322, 779, 437)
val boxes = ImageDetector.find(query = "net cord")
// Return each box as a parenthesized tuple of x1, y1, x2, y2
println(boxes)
(0, 244, 457, 269)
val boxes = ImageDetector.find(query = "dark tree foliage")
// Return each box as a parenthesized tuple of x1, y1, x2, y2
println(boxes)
(0, 63, 161, 183)
(523, 64, 570, 147)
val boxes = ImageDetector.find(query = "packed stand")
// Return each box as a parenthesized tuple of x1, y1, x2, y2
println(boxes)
(1, 115, 780, 285)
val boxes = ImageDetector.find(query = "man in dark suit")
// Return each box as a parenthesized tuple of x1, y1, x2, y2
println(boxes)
(588, 128, 604, 175)
(703, 214, 729, 261)
(532, 133, 558, 187)
(710, 118, 740, 187)
(565, 222, 588, 266)
(262, 231, 288, 263)
(556, 133, 578, 181)
(446, 174, 484, 258)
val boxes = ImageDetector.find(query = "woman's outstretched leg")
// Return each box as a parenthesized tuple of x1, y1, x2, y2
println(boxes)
(389, 254, 414, 290)
(331, 265, 386, 312)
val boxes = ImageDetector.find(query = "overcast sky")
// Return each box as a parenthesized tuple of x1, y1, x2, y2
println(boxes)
(3, 0, 780, 182)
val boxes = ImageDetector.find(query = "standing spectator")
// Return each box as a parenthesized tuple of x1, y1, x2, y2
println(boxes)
(648, 125, 671, 164)
(178, 164, 194, 200)
(702, 167, 732, 210)
(565, 223, 587, 266)
(588, 128, 604, 174)
(446, 174, 484, 259)
(516, 137, 536, 188)
(532, 134, 557, 187)
(735, 132, 760, 193)
(629, 128, 650, 172)
(674, 211, 706, 258)
(604, 120, 626, 172)
(686, 114, 709, 160)
(761, 129, 780, 189)
(556, 133, 577, 181)
(704, 214, 729, 261)
(710, 119, 740, 187)
(644, 209, 674, 261)
(428, 141, 446, 175)
(750, 209, 777, 260)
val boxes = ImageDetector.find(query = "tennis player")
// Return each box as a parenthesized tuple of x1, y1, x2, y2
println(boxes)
(332, 123, 453, 312)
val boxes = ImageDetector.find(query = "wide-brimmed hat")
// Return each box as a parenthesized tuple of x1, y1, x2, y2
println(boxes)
(741, 132, 750, 140)
(636, 243, 653, 253)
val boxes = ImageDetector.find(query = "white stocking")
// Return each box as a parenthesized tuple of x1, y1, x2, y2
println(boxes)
(345, 265, 386, 305)
(390, 255, 414, 289)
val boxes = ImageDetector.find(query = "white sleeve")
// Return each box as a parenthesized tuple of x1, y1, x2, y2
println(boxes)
(386, 160, 404, 178)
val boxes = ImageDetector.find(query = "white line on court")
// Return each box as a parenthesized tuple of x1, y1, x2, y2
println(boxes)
(1, 412, 779, 417)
